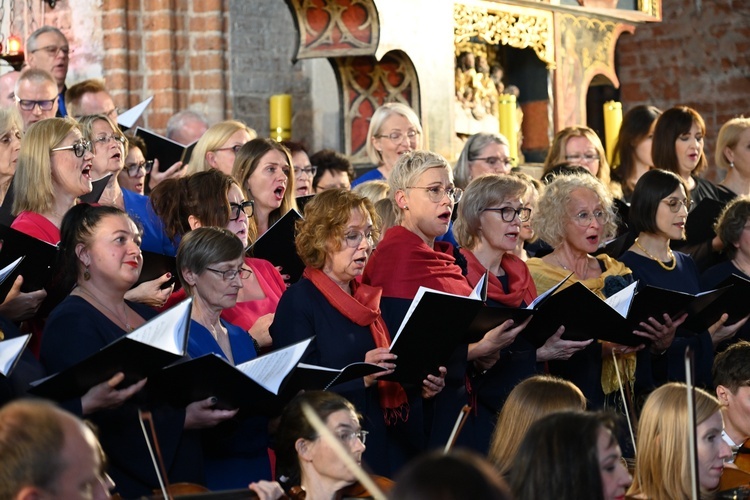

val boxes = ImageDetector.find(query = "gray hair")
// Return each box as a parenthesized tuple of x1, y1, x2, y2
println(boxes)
(26, 26, 67, 53)
(166, 109, 210, 141)
(454, 132, 510, 189)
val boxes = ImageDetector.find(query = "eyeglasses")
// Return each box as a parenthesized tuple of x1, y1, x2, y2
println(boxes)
(51, 139, 93, 158)
(229, 200, 254, 220)
(375, 130, 420, 144)
(294, 165, 317, 177)
(570, 210, 608, 227)
(214, 144, 243, 154)
(30, 44, 71, 57)
(407, 185, 463, 203)
(335, 429, 368, 446)
(205, 267, 252, 281)
(104, 107, 121, 120)
(483, 206, 532, 222)
(565, 153, 600, 163)
(343, 229, 374, 248)
(94, 133, 126, 146)
(471, 156, 516, 169)
(15, 96, 56, 111)
(661, 197, 694, 213)
(124, 160, 154, 177)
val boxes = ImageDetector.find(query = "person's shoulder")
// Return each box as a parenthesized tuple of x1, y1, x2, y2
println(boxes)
(351, 169, 384, 187)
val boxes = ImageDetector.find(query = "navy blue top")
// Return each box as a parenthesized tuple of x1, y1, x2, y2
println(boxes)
(701, 260, 750, 345)
(187, 319, 271, 489)
(41, 295, 203, 497)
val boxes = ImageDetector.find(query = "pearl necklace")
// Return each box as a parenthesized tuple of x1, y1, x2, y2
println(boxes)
(634, 237, 676, 271)
(77, 286, 134, 332)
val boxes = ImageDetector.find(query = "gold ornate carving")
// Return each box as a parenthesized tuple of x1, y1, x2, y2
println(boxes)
(558, 13, 617, 71)
(454, 2, 555, 68)
(638, 0, 660, 19)
(286, 0, 379, 60)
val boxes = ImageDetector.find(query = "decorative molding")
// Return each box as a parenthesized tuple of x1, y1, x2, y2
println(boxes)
(454, 2, 555, 69)
(285, 0, 379, 60)
(331, 51, 419, 161)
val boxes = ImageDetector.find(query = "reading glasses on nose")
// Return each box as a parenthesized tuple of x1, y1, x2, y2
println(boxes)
(51, 139, 93, 158)
(125, 160, 154, 177)
(205, 267, 252, 281)
(343, 230, 374, 248)
(483, 206, 532, 222)
(229, 201, 254, 220)
(406, 185, 463, 203)
(16, 96, 56, 111)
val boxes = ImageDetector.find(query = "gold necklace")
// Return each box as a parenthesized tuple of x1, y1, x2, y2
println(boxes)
(77, 285, 134, 331)
(634, 237, 676, 271)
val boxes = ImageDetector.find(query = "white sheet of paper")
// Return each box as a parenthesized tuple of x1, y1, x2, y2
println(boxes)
(0, 334, 30, 376)
(0, 256, 23, 285)
(235, 338, 312, 394)
(604, 281, 638, 318)
(117, 96, 153, 128)
(127, 298, 191, 355)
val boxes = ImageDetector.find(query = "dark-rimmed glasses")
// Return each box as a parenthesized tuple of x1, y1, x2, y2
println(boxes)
(483, 206, 531, 222)
(51, 139, 92, 158)
(229, 201, 254, 221)
(205, 267, 252, 281)
(294, 165, 317, 177)
(124, 160, 154, 177)
(16, 96, 56, 111)
(215, 144, 243, 154)
(407, 185, 463, 203)
(661, 197, 694, 213)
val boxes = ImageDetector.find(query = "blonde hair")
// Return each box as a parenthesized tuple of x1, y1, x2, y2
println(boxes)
(0, 107, 22, 136)
(716, 116, 750, 170)
(543, 126, 621, 198)
(488, 375, 586, 477)
(389, 150, 452, 224)
(188, 120, 256, 175)
(628, 382, 721, 499)
(532, 172, 618, 248)
(366, 103, 422, 165)
(77, 114, 128, 157)
(352, 180, 390, 203)
(13, 117, 80, 215)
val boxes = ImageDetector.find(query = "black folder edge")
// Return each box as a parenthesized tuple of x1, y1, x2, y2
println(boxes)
(135, 250, 180, 291)
(135, 127, 196, 172)
(0, 333, 31, 377)
(381, 288, 484, 384)
(28, 298, 193, 402)
(682, 281, 740, 332)
(0, 175, 15, 226)
(0, 225, 60, 303)
(293, 362, 387, 391)
(78, 173, 112, 204)
(628, 284, 730, 334)
(246, 208, 304, 283)
(148, 336, 314, 415)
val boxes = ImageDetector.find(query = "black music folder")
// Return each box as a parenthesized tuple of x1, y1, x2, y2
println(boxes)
(147, 337, 312, 415)
(135, 127, 196, 171)
(135, 250, 179, 291)
(295, 194, 315, 214)
(290, 361, 386, 391)
(682, 276, 747, 331)
(78, 174, 112, 204)
(684, 197, 726, 244)
(626, 284, 729, 333)
(246, 208, 304, 283)
(382, 280, 486, 384)
(0, 333, 31, 377)
(29, 299, 192, 402)
(0, 176, 15, 226)
(0, 225, 60, 302)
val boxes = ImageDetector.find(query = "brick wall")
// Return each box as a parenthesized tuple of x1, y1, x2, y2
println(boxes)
(617, 0, 750, 177)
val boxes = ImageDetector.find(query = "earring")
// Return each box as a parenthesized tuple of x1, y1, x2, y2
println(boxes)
(83, 267, 91, 281)
(730, 161, 735, 168)
(403, 205, 409, 210)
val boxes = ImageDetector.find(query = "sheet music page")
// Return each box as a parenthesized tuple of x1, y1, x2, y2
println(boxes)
(604, 281, 638, 318)
(527, 273, 573, 309)
(236, 338, 312, 394)
(127, 298, 192, 355)
(0, 334, 30, 376)
(0, 256, 22, 285)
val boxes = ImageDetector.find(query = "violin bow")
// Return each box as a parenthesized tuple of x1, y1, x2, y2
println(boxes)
(300, 402, 386, 500)
(612, 350, 637, 456)
(444, 405, 471, 454)
(138, 409, 172, 500)
(685, 347, 699, 500)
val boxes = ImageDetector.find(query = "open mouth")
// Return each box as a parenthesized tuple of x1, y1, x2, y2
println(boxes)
(505, 231, 519, 240)
(296, 186, 309, 196)
(586, 235, 599, 244)
(438, 211, 451, 223)
(274, 185, 285, 200)
(82, 164, 92, 179)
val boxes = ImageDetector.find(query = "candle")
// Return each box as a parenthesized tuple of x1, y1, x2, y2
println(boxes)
(603, 101, 622, 166)
(498, 94, 518, 164)
(269, 94, 292, 141)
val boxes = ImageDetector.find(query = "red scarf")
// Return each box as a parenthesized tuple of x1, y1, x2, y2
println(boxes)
(363, 226, 472, 298)
(460, 249, 537, 307)
(303, 267, 409, 424)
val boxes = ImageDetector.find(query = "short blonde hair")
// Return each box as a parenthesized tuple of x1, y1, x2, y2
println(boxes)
(366, 103, 422, 165)
(532, 172, 617, 248)
(352, 180, 390, 203)
(716, 116, 750, 170)
(389, 150, 452, 224)
(488, 375, 586, 477)
(295, 189, 379, 269)
(13, 117, 79, 215)
(454, 174, 528, 249)
(628, 382, 720, 499)
(188, 120, 256, 175)
(543, 126, 621, 198)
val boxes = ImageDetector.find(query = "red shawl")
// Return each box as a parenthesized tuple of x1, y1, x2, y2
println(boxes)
(460, 249, 537, 307)
(303, 267, 409, 424)
(363, 226, 472, 298)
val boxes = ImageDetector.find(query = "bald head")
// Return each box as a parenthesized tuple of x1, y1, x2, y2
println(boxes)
(0, 400, 111, 500)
